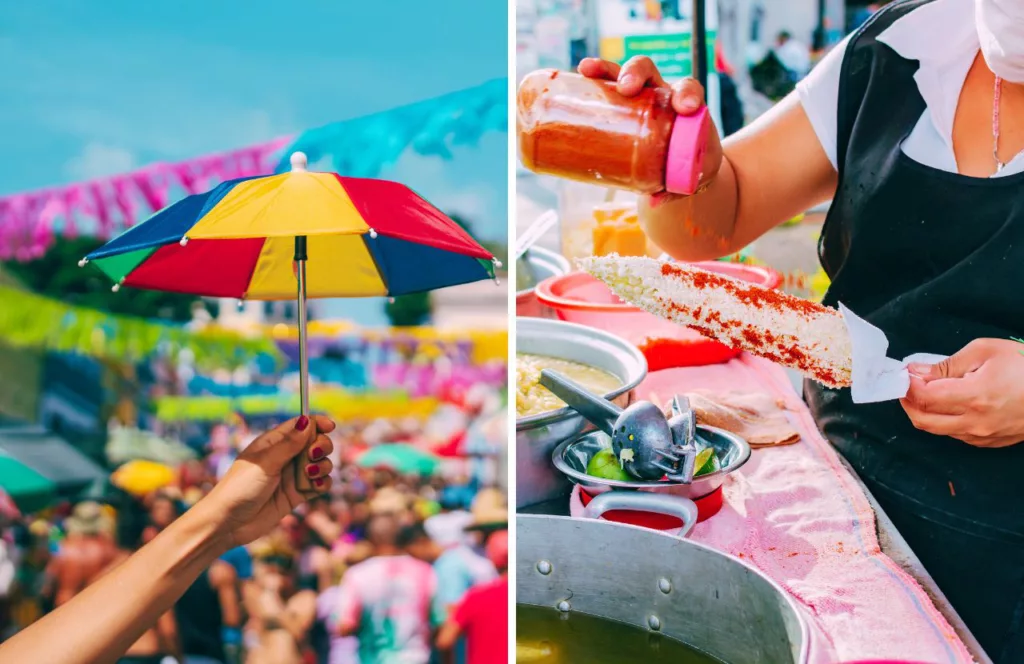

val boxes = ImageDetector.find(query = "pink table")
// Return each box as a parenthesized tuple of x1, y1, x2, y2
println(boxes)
(569, 355, 984, 663)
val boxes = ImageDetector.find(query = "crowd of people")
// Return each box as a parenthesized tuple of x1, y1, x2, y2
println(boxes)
(0, 414, 508, 664)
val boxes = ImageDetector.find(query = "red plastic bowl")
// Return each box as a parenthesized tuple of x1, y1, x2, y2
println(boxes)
(536, 261, 781, 370)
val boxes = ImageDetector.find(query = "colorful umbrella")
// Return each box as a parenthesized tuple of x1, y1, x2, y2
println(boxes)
(357, 443, 440, 476)
(110, 459, 176, 497)
(81, 152, 499, 486)
(0, 453, 56, 514)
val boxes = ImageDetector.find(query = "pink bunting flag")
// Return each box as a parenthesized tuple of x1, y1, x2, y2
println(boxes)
(0, 136, 293, 261)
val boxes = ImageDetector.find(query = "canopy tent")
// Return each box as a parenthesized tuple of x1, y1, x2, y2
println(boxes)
(0, 452, 56, 514)
(0, 427, 107, 497)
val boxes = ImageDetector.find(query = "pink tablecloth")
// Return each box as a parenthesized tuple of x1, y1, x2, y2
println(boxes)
(575, 354, 975, 664)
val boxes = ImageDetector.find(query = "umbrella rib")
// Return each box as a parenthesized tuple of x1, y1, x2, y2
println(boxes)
(361, 235, 391, 293)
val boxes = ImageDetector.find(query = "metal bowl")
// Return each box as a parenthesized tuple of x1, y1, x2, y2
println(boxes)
(516, 317, 647, 508)
(553, 427, 751, 500)
(515, 247, 571, 318)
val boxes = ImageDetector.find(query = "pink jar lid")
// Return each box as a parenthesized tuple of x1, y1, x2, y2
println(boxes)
(664, 106, 710, 195)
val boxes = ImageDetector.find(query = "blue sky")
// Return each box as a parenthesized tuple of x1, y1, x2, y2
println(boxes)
(0, 0, 508, 325)
(0, 0, 508, 239)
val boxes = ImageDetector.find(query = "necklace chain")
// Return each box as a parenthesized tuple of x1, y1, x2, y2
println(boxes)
(994, 75, 1006, 173)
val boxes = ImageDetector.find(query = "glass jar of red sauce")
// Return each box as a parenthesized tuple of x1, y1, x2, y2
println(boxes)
(517, 69, 710, 195)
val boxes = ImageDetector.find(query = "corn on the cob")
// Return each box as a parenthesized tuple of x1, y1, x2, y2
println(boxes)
(579, 255, 853, 387)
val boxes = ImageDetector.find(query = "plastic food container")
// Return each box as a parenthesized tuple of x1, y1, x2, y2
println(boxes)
(515, 246, 570, 318)
(536, 261, 782, 369)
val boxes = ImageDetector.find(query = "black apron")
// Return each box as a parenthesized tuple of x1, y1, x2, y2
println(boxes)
(803, 1, 1024, 660)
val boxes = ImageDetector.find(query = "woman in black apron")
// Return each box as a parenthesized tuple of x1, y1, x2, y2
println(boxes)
(580, 0, 1024, 660)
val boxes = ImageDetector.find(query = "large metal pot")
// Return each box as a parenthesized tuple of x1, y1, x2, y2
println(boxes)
(516, 318, 647, 508)
(518, 514, 810, 663)
(516, 247, 571, 318)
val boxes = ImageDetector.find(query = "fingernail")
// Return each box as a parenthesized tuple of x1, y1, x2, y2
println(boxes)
(680, 96, 700, 112)
(295, 416, 309, 431)
(620, 74, 638, 89)
(314, 477, 325, 488)
(306, 464, 319, 477)
(311, 446, 323, 460)
(908, 364, 931, 377)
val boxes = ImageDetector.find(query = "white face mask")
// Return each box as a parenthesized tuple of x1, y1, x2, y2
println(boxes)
(976, 0, 1024, 83)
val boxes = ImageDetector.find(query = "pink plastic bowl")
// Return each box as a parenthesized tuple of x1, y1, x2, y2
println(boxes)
(535, 261, 781, 369)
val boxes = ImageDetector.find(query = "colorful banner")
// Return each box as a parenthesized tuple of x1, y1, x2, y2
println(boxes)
(0, 285, 277, 368)
(154, 390, 439, 422)
(274, 78, 507, 176)
(0, 138, 291, 261)
(0, 78, 508, 263)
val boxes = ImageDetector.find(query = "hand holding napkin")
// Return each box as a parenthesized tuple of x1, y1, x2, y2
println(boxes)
(839, 303, 947, 404)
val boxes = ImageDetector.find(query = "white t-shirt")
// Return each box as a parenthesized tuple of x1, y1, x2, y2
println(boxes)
(796, 0, 1024, 178)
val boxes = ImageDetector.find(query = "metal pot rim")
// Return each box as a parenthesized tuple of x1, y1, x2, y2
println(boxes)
(516, 513, 811, 664)
(515, 318, 647, 429)
(514, 246, 571, 298)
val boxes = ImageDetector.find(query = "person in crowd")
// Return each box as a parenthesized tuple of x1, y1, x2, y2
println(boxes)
(334, 514, 437, 664)
(313, 563, 359, 664)
(435, 530, 508, 664)
(175, 554, 241, 664)
(716, 41, 745, 137)
(0, 414, 335, 664)
(774, 30, 811, 80)
(245, 553, 317, 664)
(578, 0, 1024, 657)
(142, 491, 181, 545)
(47, 501, 117, 607)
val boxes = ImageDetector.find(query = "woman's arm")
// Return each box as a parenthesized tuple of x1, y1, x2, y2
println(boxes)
(0, 414, 335, 664)
(644, 94, 837, 260)
(0, 500, 229, 664)
(578, 57, 837, 261)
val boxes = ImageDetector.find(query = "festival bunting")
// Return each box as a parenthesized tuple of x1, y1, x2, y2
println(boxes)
(0, 285, 278, 368)
(0, 78, 508, 262)
(274, 78, 507, 177)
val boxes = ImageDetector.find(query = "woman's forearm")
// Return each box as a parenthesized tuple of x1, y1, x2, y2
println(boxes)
(0, 501, 230, 664)
(641, 156, 741, 261)
(641, 94, 837, 262)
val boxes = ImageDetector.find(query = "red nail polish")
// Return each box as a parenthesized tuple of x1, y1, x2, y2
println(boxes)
(311, 446, 323, 460)
(306, 464, 319, 477)
(295, 415, 309, 431)
(314, 477, 325, 488)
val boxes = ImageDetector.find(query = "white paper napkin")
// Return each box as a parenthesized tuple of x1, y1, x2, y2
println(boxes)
(838, 303, 948, 404)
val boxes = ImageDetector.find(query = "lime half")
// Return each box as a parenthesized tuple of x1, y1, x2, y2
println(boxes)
(693, 447, 718, 477)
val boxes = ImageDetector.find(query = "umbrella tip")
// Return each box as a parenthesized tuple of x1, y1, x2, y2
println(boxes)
(290, 152, 308, 172)
(78, 257, 88, 267)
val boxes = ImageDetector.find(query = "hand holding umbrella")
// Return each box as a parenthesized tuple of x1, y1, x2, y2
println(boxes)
(82, 152, 500, 491)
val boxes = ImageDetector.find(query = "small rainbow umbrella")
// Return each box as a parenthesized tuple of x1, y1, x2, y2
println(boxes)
(81, 152, 499, 484)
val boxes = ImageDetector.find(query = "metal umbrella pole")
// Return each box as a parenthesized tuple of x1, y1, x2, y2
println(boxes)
(294, 233, 314, 491)
(290, 151, 315, 491)
(692, 0, 708, 91)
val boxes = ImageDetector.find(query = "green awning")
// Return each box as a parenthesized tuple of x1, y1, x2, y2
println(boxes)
(0, 453, 57, 513)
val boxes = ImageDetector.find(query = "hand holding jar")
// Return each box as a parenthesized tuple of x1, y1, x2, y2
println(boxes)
(517, 56, 723, 197)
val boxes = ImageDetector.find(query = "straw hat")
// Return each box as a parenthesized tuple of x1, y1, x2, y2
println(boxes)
(464, 488, 507, 532)
(370, 487, 411, 515)
(65, 501, 114, 537)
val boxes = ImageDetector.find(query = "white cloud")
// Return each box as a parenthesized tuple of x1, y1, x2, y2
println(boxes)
(384, 148, 504, 240)
(64, 142, 137, 180)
